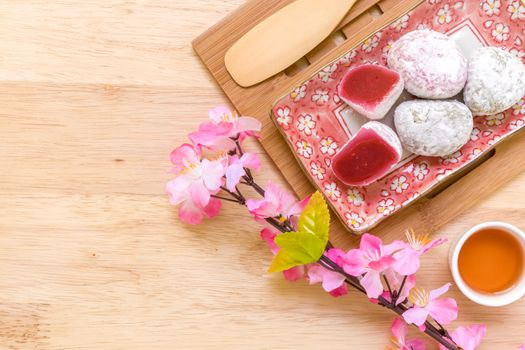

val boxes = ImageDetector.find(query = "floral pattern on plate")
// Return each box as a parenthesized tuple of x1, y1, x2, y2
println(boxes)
(271, 0, 525, 234)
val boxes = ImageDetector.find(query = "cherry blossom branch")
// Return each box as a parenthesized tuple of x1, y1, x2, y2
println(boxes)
(219, 186, 245, 204)
(167, 107, 484, 350)
(318, 256, 459, 350)
(243, 175, 266, 197)
(319, 249, 456, 349)
(213, 149, 458, 350)
(376, 296, 457, 350)
(211, 194, 241, 203)
(434, 319, 453, 339)
(319, 255, 366, 294)
(214, 149, 459, 350)
(231, 138, 265, 195)
(384, 275, 394, 296)
(218, 180, 292, 234)
(234, 138, 244, 156)
(393, 276, 408, 305)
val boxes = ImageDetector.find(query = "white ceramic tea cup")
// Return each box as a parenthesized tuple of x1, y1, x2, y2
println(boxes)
(449, 221, 525, 307)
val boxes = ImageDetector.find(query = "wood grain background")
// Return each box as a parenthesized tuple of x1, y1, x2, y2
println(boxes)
(0, 1, 524, 349)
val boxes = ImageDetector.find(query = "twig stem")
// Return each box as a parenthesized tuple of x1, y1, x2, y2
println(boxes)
(213, 139, 459, 350)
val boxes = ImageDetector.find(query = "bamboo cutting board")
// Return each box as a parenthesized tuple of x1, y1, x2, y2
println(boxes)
(192, 0, 525, 239)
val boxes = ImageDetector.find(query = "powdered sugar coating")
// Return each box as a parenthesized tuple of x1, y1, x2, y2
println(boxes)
(387, 30, 468, 99)
(394, 100, 473, 157)
(464, 47, 525, 116)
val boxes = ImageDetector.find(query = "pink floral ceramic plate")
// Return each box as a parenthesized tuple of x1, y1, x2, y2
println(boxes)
(271, 0, 525, 234)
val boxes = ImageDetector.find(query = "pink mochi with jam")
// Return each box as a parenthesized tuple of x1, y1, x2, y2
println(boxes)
(332, 122, 402, 186)
(337, 64, 404, 120)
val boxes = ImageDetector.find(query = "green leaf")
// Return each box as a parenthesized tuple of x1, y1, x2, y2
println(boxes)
(298, 191, 330, 242)
(267, 192, 331, 273)
(268, 232, 325, 272)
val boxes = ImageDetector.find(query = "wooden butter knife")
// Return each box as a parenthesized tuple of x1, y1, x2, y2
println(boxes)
(224, 0, 358, 88)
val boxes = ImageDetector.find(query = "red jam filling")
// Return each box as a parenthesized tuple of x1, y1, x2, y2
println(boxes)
(338, 64, 400, 110)
(332, 128, 398, 186)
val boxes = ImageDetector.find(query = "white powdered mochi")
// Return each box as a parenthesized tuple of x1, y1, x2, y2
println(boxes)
(464, 47, 525, 116)
(387, 30, 468, 99)
(394, 100, 473, 157)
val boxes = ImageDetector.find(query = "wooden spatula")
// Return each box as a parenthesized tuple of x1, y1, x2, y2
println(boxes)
(225, 0, 358, 88)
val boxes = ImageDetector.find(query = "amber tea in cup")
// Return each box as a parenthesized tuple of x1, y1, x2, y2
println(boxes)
(458, 228, 524, 294)
(450, 222, 525, 307)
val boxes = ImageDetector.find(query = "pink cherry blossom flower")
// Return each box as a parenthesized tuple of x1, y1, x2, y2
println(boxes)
(320, 137, 338, 155)
(436, 4, 452, 24)
(391, 175, 409, 194)
(224, 153, 261, 191)
(189, 106, 261, 151)
(312, 89, 329, 105)
(207, 106, 261, 140)
(247, 182, 304, 220)
(518, 345, 525, 350)
(297, 114, 316, 135)
(167, 187, 222, 225)
(470, 127, 481, 141)
(260, 227, 280, 254)
(345, 212, 364, 229)
(291, 84, 307, 102)
(275, 107, 292, 128)
(383, 269, 416, 305)
(340, 51, 357, 66)
(485, 113, 505, 126)
(361, 33, 381, 52)
(296, 140, 313, 159)
(324, 182, 341, 200)
(347, 188, 364, 206)
(308, 265, 347, 296)
(282, 266, 306, 282)
(318, 63, 337, 82)
(308, 248, 348, 297)
(492, 23, 510, 42)
(387, 318, 426, 350)
(482, 0, 501, 16)
(310, 161, 326, 180)
(413, 162, 430, 180)
(508, 1, 525, 21)
(327, 284, 349, 297)
(166, 144, 225, 224)
(260, 228, 305, 281)
(441, 151, 462, 165)
(403, 283, 458, 327)
(438, 325, 486, 350)
(390, 14, 410, 32)
(343, 234, 404, 298)
(377, 198, 396, 216)
(392, 229, 447, 276)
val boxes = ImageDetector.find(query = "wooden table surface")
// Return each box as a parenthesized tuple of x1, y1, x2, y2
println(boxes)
(1, 1, 524, 349)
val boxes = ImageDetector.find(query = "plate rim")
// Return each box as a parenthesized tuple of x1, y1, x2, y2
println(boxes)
(270, 0, 525, 234)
